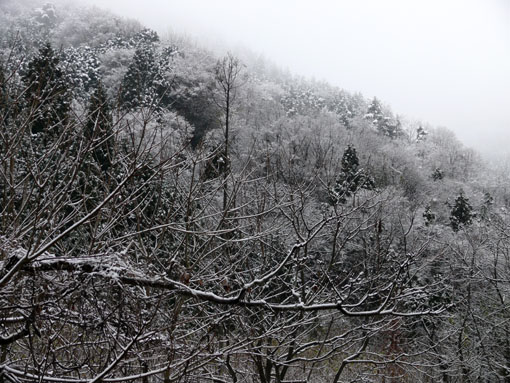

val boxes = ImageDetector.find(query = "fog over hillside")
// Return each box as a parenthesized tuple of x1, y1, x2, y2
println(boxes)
(80, 0, 510, 158)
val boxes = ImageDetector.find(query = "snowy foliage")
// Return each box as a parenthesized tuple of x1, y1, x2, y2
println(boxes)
(22, 42, 70, 135)
(0, 2, 505, 382)
(61, 45, 101, 96)
(332, 145, 375, 204)
(281, 85, 327, 116)
(365, 97, 402, 138)
(120, 41, 176, 110)
(449, 192, 474, 231)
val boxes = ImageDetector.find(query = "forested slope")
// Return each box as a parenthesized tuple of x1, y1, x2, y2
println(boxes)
(1, 1, 510, 382)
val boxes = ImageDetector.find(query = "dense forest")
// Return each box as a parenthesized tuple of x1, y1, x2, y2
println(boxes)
(1, 1, 510, 382)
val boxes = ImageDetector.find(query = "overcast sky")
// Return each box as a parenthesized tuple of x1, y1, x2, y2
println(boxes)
(80, 0, 510, 157)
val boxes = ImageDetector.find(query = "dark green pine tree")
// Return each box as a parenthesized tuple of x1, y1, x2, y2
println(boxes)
(0, 65, 22, 124)
(120, 44, 168, 109)
(386, 117, 402, 139)
(423, 204, 436, 226)
(450, 192, 473, 232)
(19, 44, 73, 210)
(365, 97, 401, 138)
(69, 81, 115, 231)
(333, 145, 374, 204)
(416, 126, 428, 141)
(134, 28, 160, 45)
(85, 81, 114, 172)
(432, 168, 444, 181)
(366, 97, 387, 135)
(342, 144, 359, 172)
(22, 42, 70, 136)
(366, 97, 384, 124)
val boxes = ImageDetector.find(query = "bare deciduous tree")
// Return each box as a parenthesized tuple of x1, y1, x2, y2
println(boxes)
(0, 45, 452, 383)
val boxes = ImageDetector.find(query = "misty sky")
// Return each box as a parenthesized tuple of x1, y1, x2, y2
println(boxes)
(80, 0, 510, 157)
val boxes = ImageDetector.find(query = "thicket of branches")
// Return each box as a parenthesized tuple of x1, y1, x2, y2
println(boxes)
(1, 2, 510, 382)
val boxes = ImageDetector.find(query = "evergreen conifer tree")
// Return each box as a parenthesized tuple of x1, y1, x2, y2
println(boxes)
(120, 44, 169, 109)
(432, 168, 444, 181)
(423, 204, 436, 226)
(450, 193, 473, 232)
(365, 97, 401, 138)
(333, 145, 374, 204)
(416, 126, 428, 141)
(22, 42, 69, 136)
(366, 97, 384, 125)
(134, 28, 160, 44)
(85, 81, 114, 172)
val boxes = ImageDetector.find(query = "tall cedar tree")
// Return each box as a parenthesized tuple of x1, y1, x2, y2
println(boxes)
(366, 97, 401, 139)
(120, 44, 167, 109)
(85, 81, 114, 172)
(333, 145, 374, 204)
(22, 43, 69, 136)
(366, 97, 385, 125)
(450, 193, 473, 232)
(432, 167, 444, 181)
(213, 53, 243, 212)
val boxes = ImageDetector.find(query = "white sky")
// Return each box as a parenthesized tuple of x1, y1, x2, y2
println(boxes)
(80, 0, 510, 157)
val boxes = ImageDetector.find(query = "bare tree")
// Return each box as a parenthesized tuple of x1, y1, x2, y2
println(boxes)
(0, 46, 451, 383)
(213, 53, 245, 212)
